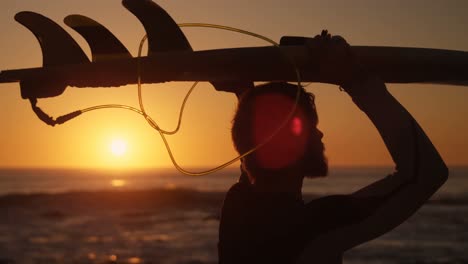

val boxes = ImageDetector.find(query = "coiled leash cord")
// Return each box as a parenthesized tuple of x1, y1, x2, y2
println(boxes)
(29, 23, 303, 176)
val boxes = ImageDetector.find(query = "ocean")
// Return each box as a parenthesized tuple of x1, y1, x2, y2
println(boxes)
(0, 166, 467, 264)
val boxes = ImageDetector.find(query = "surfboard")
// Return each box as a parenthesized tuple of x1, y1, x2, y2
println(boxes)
(1, 0, 467, 100)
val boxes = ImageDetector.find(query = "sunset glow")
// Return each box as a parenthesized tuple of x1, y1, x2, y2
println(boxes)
(110, 139, 127, 157)
(0, 1, 467, 169)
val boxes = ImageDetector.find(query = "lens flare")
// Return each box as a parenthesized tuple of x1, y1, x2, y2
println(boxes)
(291, 117, 303, 136)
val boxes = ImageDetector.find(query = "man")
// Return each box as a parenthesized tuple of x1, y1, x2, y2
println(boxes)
(218, 31, 448, 264)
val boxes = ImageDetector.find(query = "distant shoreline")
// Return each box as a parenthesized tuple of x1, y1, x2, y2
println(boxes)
(0, 166, 466, 205)
(1, 188, 466, 208)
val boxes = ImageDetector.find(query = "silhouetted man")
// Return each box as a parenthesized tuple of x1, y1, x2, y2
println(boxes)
(218, 32, 448, 264)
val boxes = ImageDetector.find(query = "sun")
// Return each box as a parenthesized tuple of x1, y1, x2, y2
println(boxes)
(110, 139, 127, 157)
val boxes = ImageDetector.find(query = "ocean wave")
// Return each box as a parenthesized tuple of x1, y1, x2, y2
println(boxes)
(0, 188, 466, 212)
(0, 188, 225, 213)
(0, 188, 466, 264)
(429, 195, 468, 205)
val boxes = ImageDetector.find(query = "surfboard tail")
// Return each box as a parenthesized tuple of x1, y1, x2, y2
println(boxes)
(15, 11, 90, 99)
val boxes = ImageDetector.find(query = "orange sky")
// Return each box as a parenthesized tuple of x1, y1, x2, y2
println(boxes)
(0, 0, 467, 169)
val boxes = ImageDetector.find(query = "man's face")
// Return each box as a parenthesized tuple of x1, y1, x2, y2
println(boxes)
(251, 93, 328, 176)
(303, 125, 328, 178)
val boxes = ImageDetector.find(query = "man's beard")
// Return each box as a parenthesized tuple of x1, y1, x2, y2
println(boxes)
(304, 144, 328, 178)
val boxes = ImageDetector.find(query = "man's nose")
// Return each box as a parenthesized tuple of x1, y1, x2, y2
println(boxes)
(317, 129, 324, 139)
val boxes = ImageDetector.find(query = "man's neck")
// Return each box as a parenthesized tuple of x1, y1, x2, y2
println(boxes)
(252, 172, 304, 199)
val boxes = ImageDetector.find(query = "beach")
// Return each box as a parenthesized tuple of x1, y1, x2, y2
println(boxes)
(0, 167, 467, 264)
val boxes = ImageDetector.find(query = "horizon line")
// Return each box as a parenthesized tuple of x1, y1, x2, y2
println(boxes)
(0, 164, 467, 171)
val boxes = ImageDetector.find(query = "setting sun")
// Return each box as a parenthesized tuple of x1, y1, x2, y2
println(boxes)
(110, 139, 127, 157)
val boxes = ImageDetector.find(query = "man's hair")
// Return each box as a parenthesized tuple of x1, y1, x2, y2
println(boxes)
(231, 82, 320, 182)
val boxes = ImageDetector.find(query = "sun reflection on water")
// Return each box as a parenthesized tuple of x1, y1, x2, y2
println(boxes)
(87, 253, 96, 260)
(111, 179, 126, 187)
(109, 254, 117, 262)
(128, 257, 142, 264)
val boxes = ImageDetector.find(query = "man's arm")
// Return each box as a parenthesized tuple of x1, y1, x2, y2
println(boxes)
(351, 77, 447, 199)
(299, 35, 448, 259)
(300, 77, 448, 259)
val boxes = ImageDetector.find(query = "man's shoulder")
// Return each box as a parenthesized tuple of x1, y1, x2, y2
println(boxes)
(225, 182, 252, 200)
(220, 182, 255, 233)
(223, 182, 252, 208)
(227, 181, 250, 193)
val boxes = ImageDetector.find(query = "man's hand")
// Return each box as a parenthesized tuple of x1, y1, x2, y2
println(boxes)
(306, 30, 356, 85)
(306, 30, 386, 97)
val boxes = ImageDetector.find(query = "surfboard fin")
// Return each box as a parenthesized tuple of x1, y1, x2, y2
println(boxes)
(122, 0, 252, 95)
(64, 15, 132, 62)
(15, 11, 90, 98)
(122, 0, 192, 54)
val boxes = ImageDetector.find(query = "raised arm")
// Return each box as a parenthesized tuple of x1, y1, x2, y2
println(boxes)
(350, 77, 447, 199)
(298, 33, 448, 259)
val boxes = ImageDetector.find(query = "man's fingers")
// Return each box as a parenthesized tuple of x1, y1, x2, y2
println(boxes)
(331, 35, 346, 42)
(331, 35, 350, 47)
(330, 35, 352, 58)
